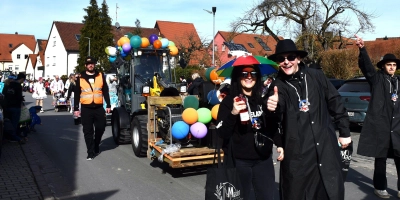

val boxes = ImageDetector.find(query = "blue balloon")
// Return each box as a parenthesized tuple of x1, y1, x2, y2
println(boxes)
(161, 38, 169, 48)
(109, 56, 117, 63)
(171, 121, 189, 139)
(121, 51, 127, 57)
(207, 90, 220, 106)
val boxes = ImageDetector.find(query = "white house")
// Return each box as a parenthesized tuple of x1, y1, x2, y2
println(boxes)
(25, 39, 47, 80)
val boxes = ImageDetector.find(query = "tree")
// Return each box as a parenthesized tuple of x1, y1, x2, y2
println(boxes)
(173, 32, 208, 67)
(231, 0, 375, 61)
(77, 0, 113, 73)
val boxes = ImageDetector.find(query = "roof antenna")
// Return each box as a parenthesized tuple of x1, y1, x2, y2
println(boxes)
(115, 3, 120, 30)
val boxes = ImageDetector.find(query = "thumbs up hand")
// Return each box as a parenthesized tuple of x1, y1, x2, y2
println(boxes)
(267, 86, 279, 111)
(355, 34, 364, 48)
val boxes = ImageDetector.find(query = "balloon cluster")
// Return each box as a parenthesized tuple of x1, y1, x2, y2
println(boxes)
(171, 96, 220, 140)
(205, 67, 225, 84)
(105, 34, 179, 63)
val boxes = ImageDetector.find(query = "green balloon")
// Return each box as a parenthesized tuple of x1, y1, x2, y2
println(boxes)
(183, 96, 199, 109)
(205, 67, 215, 81)
(197, 107, 212, 124)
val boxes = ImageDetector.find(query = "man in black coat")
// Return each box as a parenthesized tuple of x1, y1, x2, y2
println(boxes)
(355, 35, 400, 199)
(267, 39, 351, 200)
(187, 73, 204, 95)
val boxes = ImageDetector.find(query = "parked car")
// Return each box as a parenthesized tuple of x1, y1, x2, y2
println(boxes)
(338, 77, 370, 126)
(329, 79, 345, 90)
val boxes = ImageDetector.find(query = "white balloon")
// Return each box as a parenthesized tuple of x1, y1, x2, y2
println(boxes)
(108, 47, 117, 56)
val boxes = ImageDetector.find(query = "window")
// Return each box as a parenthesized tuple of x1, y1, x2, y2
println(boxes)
(8, 65, 13, 71)
(222, 44, 226, 52)
(75, 34, 81, 41)
(15, 65, 19, 71)
(53, 40, 56, 47)
(254, 37, 271, 51)
(53, 56, 56, 66)
(248, 43, 255, 48)
(214, 45, 218, 52)
(9, 44, 12, 48)
(17, 54, 21, 59)
(25, 54, 28, 59)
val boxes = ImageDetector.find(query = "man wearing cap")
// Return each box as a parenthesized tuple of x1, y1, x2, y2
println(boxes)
(266, 39, 351, 200)
(74, 56, 111, 160)
(355, 35, 400, 198)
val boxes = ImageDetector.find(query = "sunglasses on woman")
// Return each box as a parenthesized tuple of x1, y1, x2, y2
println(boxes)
(276, 54, 297, 62)
(241, 71, 257, 78)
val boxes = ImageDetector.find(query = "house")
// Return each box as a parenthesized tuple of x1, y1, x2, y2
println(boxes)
(0, 33, 36, 73)
(214, 31, 283, 67)
(25, 39, 47, 80)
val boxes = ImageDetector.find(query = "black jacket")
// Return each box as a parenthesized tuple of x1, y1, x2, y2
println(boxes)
(271, 65, 349, 200)
(4, 81, 23, 108)
(216, 94, 282, 160)
(74, 71, 110, 111)
(187, 77, 204, 95)
(357, 47, 400, 158)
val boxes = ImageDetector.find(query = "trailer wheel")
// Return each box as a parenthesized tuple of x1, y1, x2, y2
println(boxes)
(111, 109, 131, 144)
(131, 115, 148, 157)
(54, 107, 59, 112)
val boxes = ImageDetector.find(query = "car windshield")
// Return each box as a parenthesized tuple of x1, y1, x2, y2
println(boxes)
(338, 81, 370, 92)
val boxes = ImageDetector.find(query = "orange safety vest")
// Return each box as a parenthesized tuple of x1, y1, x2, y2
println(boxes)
(80, 73, 104, 105)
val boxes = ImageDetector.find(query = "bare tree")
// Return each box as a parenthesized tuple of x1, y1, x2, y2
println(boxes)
(173, 32, 208, 66)
(231, 0, 375, 60)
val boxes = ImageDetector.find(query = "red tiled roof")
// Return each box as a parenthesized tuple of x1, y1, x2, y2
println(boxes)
(155, 20, 201, 47)
(218, 31, 283, 56)
(111, 26, 159, 43)
(54, 21, 84, 51)
(37, 40, 47, 65)
(28, 54, 37, 69)
(0, 33, 36, 62)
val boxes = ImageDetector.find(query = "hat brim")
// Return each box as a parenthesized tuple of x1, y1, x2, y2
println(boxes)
(268, 50, 308, 62)
(377, 59, 400, 68)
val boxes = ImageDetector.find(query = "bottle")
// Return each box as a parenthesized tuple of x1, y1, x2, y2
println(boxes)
(236, 94, 249, 124)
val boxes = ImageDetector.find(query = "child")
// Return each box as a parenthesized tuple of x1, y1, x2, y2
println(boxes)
(28, 106, 42, 132)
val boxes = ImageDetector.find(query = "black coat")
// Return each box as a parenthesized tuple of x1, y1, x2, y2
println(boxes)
(271, 65, 350, 200)
(357, 47, 400, 158)
(187, 77, 204, 95)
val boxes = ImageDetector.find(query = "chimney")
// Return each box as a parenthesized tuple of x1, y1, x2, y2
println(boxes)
(15, 32, 18, 35)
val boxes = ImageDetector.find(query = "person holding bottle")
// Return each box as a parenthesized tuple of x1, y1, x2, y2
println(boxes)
(216, 62, 284, 200)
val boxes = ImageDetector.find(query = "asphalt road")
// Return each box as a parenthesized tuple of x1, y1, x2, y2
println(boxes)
(23, 92, 399, 200)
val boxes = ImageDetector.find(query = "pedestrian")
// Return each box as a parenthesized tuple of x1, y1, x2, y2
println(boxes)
(66, 74, 77, 113)
(187, 73, 204, 95)
(3, 73, 27, 144)
(74, 56, 111, 160)
(267, 39, 351, 200)
(216, 63, 284, 199)
(32, 77, 46, 113)
(50, 75, 64, 105)
(355, 35, 400, 199)
(179, 75, 186, 83)
(44, 80, 50, 95)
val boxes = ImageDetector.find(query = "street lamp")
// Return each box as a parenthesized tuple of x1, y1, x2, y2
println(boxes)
(84, 37, 91, 56)
(204, 7, 216, 67)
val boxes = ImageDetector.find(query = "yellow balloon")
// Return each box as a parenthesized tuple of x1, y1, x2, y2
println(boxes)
(169, 46, 178, 56)
(120, 37, 130, 45)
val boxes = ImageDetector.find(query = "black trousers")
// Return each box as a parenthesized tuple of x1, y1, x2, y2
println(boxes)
(374, 156, 400, 190)
(81, 106, 106, 155)
(235, 155, 275, 200)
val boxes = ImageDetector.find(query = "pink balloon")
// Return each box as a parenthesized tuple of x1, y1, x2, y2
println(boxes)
(190, 122, 208, 139)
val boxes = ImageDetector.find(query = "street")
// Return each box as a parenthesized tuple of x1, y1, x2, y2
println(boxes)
(22, 92, 399, 200)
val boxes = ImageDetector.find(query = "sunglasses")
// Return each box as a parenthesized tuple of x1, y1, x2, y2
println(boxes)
(276, 54, 297, 62)
(241, 71, 257, 78)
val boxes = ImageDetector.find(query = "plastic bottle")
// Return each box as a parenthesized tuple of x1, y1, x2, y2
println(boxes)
(236, 94, 249, 124)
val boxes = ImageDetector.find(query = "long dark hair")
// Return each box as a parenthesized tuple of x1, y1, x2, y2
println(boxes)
(229, 65, 264, 106)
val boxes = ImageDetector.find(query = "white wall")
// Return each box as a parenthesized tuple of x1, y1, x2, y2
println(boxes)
(44, 25, 68, 79)
(11, 44, 32, 73)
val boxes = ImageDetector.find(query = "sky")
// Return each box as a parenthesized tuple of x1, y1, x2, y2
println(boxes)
(0, 0, 398, 42)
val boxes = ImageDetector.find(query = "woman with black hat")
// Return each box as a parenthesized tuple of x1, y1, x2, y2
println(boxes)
(355, 35, 400, 199)
(266, 39, 351, 200)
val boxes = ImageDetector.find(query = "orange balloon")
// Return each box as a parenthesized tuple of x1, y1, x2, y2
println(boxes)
(169, 46, 178, 56)
(153, 40, 162, 49)
(182, 108, 198, 125)
(120, 37, 130, 45)
(141, 37, 150, 48)
(211, 104, 220, 120)
(210, 69, 219, 82)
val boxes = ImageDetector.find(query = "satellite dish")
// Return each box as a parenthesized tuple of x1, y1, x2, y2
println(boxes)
(115, 22, 120, 29)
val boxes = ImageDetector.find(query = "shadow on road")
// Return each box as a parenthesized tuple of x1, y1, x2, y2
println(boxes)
(61, 189, 119, 200)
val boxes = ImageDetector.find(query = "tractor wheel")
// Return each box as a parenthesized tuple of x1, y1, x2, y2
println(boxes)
(131, 115, 148, 157)
(111, 109, 131, 144)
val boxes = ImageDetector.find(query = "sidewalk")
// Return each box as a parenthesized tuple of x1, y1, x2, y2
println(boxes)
(0, 136, 74, 200)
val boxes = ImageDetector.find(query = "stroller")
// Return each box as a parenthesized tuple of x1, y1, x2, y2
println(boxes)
(54, 92, 71, 112)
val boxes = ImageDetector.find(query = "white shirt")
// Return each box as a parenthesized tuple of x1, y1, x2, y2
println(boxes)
(50, 79, 64, 92)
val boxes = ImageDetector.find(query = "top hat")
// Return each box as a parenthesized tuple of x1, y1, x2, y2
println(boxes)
(85, 56, 97, 65)
(377, 54, 400, 68)
(268, 39, 308, 61)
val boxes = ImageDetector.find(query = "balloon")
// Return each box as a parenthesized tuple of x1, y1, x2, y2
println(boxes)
(130, 35, 142, 49)
(182, 108, 198, 125)
(149, 34, 158, 45)
(169, 46, 178, 56)
(171, 121, 189, 139)
(168, 41, 175, 47)
(141, 37, 150, 48)
(190, 122, 208, 139)
(183, 96, 199, 109)
(197, 108, 212, 124)
(211, 104, 220, 120)
(105, 46, 110, 55)
(108, 47, 117, 56)
(161, 38, 169, 48)
(119, 37, 130, 46)
(153, 40, 162, 49)
(122, 43, 131, 53)
(210, 69, 219, 82)
(121, 51, 127, 57)
(109, 56, 117, 63)
(205, 67, 215, 81)
(207, 90, 220, 106)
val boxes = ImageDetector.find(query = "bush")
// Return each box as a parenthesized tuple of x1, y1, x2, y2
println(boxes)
(320, 49, 359, 79)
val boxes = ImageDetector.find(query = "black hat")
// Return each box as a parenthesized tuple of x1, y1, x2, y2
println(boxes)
(377, 54, 400, 68)
(268, 39, 308, 61)
(17, 73, 26, 80)
(85, 56, 97, 65)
